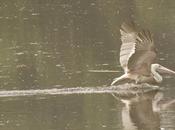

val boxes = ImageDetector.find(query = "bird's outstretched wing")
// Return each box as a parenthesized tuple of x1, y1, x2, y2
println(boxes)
(119, 22, 156, 75)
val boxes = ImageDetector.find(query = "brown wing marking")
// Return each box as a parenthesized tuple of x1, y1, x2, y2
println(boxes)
(127, 30, 156, 75)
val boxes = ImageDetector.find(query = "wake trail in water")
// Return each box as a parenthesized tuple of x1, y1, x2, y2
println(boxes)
(0, 84, 159, 98)
(0, 87, 118, 97)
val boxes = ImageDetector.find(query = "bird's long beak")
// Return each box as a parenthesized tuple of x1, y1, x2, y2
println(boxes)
(157, 65, 175, 75)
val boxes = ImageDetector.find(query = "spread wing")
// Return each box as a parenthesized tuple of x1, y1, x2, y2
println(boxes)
(119, 22, 156, 75)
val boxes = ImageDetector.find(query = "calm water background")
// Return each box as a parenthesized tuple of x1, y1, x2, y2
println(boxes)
(0, 0, 175, 130)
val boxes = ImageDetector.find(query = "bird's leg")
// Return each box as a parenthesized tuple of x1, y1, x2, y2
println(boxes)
(111, 74, 128, 85)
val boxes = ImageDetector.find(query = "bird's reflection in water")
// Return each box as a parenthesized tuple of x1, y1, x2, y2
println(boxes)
(112, 83, 175, 130)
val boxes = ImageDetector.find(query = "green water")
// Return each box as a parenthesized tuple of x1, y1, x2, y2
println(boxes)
(0, 0, 175, 130)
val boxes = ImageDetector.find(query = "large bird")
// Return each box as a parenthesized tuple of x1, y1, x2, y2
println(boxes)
(111, 22, 175, 85)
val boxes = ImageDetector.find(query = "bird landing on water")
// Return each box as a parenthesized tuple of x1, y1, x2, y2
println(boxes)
(111, 22, 175, 85)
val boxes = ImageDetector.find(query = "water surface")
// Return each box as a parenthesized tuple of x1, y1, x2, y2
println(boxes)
(0, 0, 175, 130)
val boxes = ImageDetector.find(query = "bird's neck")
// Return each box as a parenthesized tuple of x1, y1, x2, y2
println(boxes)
(151, 64, 163, 83)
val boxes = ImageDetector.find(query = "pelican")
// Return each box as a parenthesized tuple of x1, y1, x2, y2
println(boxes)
(111, 22, 175, 85)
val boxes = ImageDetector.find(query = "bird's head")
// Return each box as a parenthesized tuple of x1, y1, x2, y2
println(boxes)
(152, 63, 175, 75)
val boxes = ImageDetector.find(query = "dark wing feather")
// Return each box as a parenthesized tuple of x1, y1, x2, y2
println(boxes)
(119, 22, 156, 75)
(128, 30, 156, 75)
